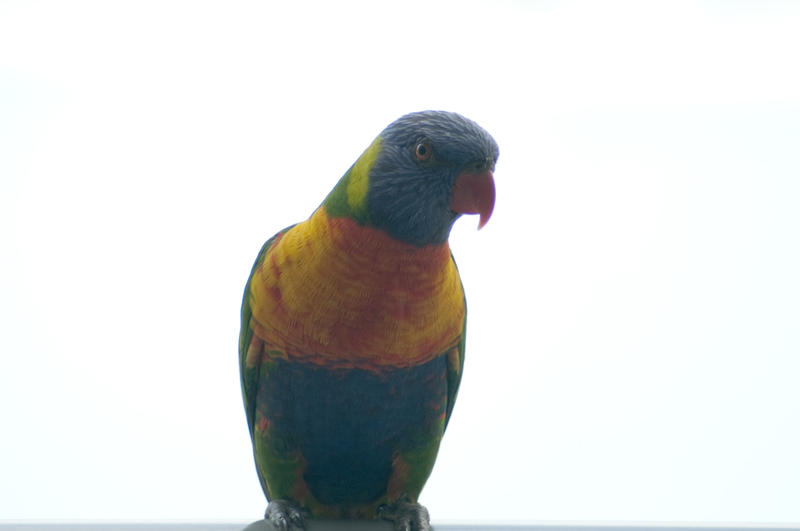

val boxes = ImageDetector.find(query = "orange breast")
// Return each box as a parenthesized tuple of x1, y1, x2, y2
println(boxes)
(247, 207, 465, 369)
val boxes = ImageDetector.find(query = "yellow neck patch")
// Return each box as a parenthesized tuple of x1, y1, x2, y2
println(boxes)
(345, 136, 382, 217)
(247, 207, 465, 369)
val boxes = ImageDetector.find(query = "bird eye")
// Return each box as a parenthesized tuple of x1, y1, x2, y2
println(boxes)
(414, 140, 432, 162)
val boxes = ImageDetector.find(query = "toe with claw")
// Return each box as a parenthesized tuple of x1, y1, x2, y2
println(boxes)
(378, 496, 431, 531)
(265, 499, 306, 531)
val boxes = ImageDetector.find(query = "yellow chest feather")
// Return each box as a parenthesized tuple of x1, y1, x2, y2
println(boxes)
(247, 208, 466, 369)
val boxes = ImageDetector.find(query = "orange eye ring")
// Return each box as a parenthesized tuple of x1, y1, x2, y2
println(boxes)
(414, 140, 432, 161)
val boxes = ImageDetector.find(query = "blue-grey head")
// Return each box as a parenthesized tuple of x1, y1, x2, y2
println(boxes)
(323, 110, 499, 247)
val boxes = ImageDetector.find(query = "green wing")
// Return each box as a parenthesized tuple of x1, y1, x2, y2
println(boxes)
(443, 252, 467, 431)
(239, 226, 295, 439)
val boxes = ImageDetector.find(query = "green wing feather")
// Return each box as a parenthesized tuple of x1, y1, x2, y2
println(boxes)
(239, 226, 295, 439)
(443, 252, 466, 431)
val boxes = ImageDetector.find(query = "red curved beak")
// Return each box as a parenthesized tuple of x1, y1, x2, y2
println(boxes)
(450, 170, 496, 229)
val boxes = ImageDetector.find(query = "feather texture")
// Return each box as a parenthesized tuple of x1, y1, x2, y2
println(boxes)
(239, 110, 497, 527)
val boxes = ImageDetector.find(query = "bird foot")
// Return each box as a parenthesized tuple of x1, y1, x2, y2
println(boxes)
(378, 496, 431, 531)
(265, 499, 306, 531)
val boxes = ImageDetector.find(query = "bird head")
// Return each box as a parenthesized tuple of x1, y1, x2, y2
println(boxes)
(322, 110, 499, 246)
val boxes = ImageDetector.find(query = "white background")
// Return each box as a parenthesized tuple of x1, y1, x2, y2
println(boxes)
(2, 0, 799, 524)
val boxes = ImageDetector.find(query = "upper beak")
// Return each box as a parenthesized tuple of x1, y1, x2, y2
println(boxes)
(450, 169, 496, 229)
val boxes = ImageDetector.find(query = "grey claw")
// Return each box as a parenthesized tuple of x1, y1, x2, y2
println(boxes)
(266, 499, 306, 531)
(378, 497, 430, 531)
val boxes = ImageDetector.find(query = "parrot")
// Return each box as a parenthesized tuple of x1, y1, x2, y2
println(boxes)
(239, 110, 498, 531)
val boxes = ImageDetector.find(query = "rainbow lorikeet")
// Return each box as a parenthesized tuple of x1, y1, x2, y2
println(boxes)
(239, 111, 498, 531)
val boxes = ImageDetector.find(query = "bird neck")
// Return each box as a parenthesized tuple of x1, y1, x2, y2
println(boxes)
(303, 206, 453, 273)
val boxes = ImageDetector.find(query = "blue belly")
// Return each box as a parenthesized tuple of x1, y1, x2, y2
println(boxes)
(256, 354, 448, 505)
